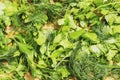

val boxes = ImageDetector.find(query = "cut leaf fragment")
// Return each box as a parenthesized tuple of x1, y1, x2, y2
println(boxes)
(35, 32, 46, 46)
(83, 32, 99, 42)
(69, 29, 85, 40)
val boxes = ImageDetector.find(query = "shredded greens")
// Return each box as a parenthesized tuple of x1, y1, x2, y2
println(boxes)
(0, 0, 120, 80)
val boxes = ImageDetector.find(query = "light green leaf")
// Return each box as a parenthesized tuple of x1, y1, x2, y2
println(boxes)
(58, 19, 65, 25)
(101, 9, 109, 15)
(0, 2, 5, 10)
(105, 38, 116, 44)
(13, 51, 20, 57)
(51, 48, 64, 59)
(115, 16, 120, 24)
(83, 32, 99, 42)
(97, 44, 107, 53)
(80, 21, 87, 28)
(112, 25, 120, 34)
(60, 39, 73, 48)
(105, 14, 117, 25)
(40, 44, 46, 54)
(0, 11, 4, 15)
(71, 8, 79, 14)
(106, 50, 117, 61)
(93, 0, 103, 6)
(102, 25, 112, 35)
(62, 26, 70, 32)
(69, 29, 85, 39)
(0, 2, 5, 15)
(86, 12, 94, 19)
(65, 15, 77, 29)
(90, 45, 101, 57)
(53, 33, 63, 43)
(17, 42, 32, 54)
(51, 48, 64, 67)
(35, 32, 46, 45)
(4, 16, 11, 26)
(57, 66, 70, 79)
(17, 42, 34, 63)
(38, 59, 47, 68)
(4, 1, 18, 16)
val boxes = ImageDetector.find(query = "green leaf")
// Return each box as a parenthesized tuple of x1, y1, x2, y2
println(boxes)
(105, 14, 117, 25)
(57, 66, 70, 79)
(51, 48, 64, 67)
(62, 26, 70, 32)
(114, 3, 120, 11)
(106, 50, 117, 61)
(17, 42, 32, 54)
(4, 17, 11, 26)
(53, 33, 63, 43)
(102, 25, 112, 35)
(65, 15, 77, 29)
(97, 44, 107, 53)
(58, 19, 65, 25)
(37, 59, 47, 68)
(101, 9, 109, 15)
(86, 12, 94, 19)
(35, 32, 46, 45)
(0, 2, 5, 10)
(0, 2, 5, 15)
(40, 44, 46, 54)
(115, 16, 120, 24)
(13, 51, 20, 57)
(4, 1, 18, 16)
(83, 32, 99, 42)
(90, 45, 101, 57)
(17, 42, 35, 69)
(105, 38, 116, 44)
(80, 21, 87, 28)
(60, 39, 73, 49)
(93, 0, 103, 6)
(112, 25, 120, 34)
(69, 29, 85, 39)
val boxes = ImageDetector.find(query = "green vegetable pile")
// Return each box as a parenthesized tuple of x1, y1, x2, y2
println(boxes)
(0, 0, 120, 80)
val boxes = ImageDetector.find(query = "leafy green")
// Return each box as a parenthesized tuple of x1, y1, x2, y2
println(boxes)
(0, 0, 120, 80)
(69, 29, 85, 40)
(83, 32, 99, 42)
(35, 32, 46, 46)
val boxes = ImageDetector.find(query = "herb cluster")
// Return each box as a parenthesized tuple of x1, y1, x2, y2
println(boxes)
(0, 0, 120, 80)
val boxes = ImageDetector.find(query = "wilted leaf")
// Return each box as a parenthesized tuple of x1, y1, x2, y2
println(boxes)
(24, 72, 33, 80)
